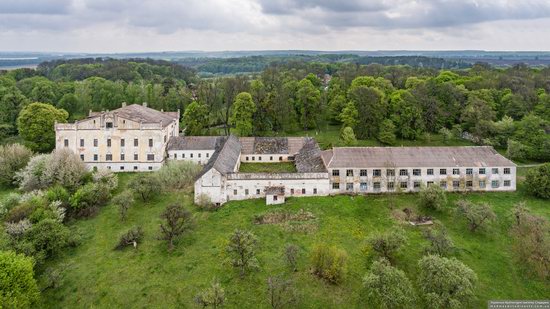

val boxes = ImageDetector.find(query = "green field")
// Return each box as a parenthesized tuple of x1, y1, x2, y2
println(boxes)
(239, 162, 297, 173)
(16, 174, 545, 309)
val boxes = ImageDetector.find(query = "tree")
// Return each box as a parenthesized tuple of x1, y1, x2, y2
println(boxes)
(0, 144, 33, 187)
(337, 101, 358, 128)
(159, 204, 193, 251)
(368, 228, 408, 263)
(283, 243, 299, 272)
(226, 229, 259, 278)
(183, 101, 208, 136)
(417, 255, 477, 309)
(524, 163, 550, 199)
(378, 119, 396, 145)
(0, 251, 40, 308)
(266, 276, 298, 309)
(389, 89, 425, 140)
(17, 102, 68, 152)
(340, 127, 357, 146)
(296, 78, 321, 130)
(506, 139, 527, 161)
(195, 280, 226, 308)
(310, 244, 347, 284)
(128, 174, 162, 201)
(20, 219, 71, 262)
(348, 85, 386, 139)
(419, 185, 447, 211)
(363, 258, 416, 309)
(115, 226, 144, 250)
(455, 200, 496, 232)
(439, 127, 453, 143)
(112, 190, 134, 221)
(230, 92, 256, 136)
(423, 222, 455, 256)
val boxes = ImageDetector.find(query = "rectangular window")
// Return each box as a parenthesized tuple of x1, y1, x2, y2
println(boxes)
(134, 154, 138, 161)
(313, 188, 317, 194)
(134, 166, 138, 171)
(174, 153, 177, 159)
(291, 189, 295, 195)
(504, 168, 511, 175)
(120, 166, 124, 171)
(479, 180, 486, 188)
(190, 153, 193, 158)
(360, 182, 367, 191)
(440, 169, 447, 175)
(387, 169, 395, 177)
(440, 181, 447, 189)
(373, 169, 381, 177)
(427, 169, 434, 175)
(466, 180, 473, 188)
(427, 181, 434, 186)
(80, 154, 84, 161)
(233, 189, 237, 195)
(147, 154, 154, 161)
(270, 156, 273, 161)
(148, 139, 153, 147)
(332, 170, 340, 176)
(134, 138, 138, 147)
(273, 195, 278, 201)
(453, 181, 460, 189)
(245, 189, 249, 195)
(120, 154, 125, 161)
(106, 122, 113, 128)
(94, 139, 98, 147)
(346, 169, 353, 177)
(413, 169, 421, 176)
(258, 156, 262, 161)
(198, 153, 201, 158)
(399, 169, 408, 176)
(206, 153, 209, 158)
(279, 156, 283, 161)
(256, 189, 260, 195)
(332, 182, 340, 190)
(504, 180, 511, 187)
(374, 182, 381, 190)
(302, 188, 306, 194)
(121, 139, 125, 147)
(107, 139, 111, 147)
(453, 168, 460, 175)
(414, 181, 421, 189)
(346, 183, 354, 191)
(94, 154, 98, 161)
(400, 182, 408, 189)
(80, 139, 84, 147)
(466, 168, 473, 175)
(387, 182, 395, 190)
(360, 169, 368, 177)
(182, 153, 185, 158)
(491, 180, 499, 188)
(252, 156, 255, 161)
(492, 168, 499, 174)
(107, 166, 111, 170)
(64, 139, 68, 147)
(479, 168, 486, 175)
(106, 154, 112, 161)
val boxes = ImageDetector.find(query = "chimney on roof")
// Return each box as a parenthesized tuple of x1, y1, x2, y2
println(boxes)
(122, 102, 126, 107)
(143, 102, 148, 107)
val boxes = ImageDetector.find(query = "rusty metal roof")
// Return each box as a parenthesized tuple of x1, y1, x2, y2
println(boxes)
(321, 146, 516, 168)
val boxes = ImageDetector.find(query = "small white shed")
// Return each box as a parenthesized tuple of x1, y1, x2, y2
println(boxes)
(265, 186, 285, 205)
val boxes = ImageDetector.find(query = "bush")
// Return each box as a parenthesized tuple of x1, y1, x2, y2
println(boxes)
(112, 190, 134, 221)
(0, 193, 21, 217)
(45, 185, 70, 207)
(455, 200, 496, 232)
(15, 154, 49, 192)
(92, 169, 119, 192)
(4, 203, 36, 223)
(423, 222, 455, 256)
(363, 258, 416, 309)
(419, 185, 447, 211)
(417, 255, 477, 309)
(195, 193, 219, 211)
(340, 126, 357, 146)
(0, 143, 33, 187)
(157, 161, 201, 191)
(129, 174, 162, 201)
(21, 219, 71, 260)
(194, 280, 226, 308)
(70, 182, 111, 211)
(368, 228, 408, 263)
(0, 251, 40, 308)
(226, 229, 259, 278)
(525, 163, 550, 199)
(310, 244, 347, 284)
(115, 226, 144, 250)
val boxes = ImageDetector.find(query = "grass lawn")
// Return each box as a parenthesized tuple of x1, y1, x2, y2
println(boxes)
(239, 162, 297, 173)
(37, 174, 550, 308)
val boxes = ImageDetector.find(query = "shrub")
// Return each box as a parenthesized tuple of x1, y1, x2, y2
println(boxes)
(21, 219, 71, 260)
(423, 222, 455, 256)
(284, 244, 299, 272)
(525, 163, 550, 199)
(15, 154, 49, 192)
(0, 250, 40, 308)
(129, 174, 162, 201)
(455, 200, 496, 232)
(70, 183, 111, 211)
(0, 193, 21, 217)
(0, 143, 33, 187)
(4, 219, 32, 240)
(363, 258, 416, 309)
(417, 255, 477, 309)
(194, 280, 226, 308)
(419, 185, 447, 211)
(115, 226, 144, 250)
(266, 276, 298, 309)
(226, 229, 259, 278)
(45, 185, 70, 207)
(112, 190, 134, 221)
(310, 244, 347, 284)
(4, 203, 36, 223)
(368, 228, 408, 263)
(159, 204, 193, 251)
(157, 161, 201, 191)
(340, 126, 357, 146)
(195, 194, 219, 211)
(92, 169, 118, 192)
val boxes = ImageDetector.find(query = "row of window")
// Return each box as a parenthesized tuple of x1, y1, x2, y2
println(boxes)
(233, 187, 318, 196)
(92, 166, 155, 171)
(332, 179, 511, 190)
(80, 153, 155, 161)
(173, 152, 209, 159)
(332, 167, 511, 177)
(65, 138, 157, 148)
(245, 156, 285, 162)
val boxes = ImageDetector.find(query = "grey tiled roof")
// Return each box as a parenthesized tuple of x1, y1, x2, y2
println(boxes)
(197, 135, 241, 178)
(265, 186, 285, 195)
(321, 146, 516, 169)
(167, 136, 221, 151)
(239, 137, 307, 155)
(295, 138, 327, 173)
(90, 104, 178, 127)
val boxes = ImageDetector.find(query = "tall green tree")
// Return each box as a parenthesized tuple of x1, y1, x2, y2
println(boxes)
(389, 89, 425, 140)
(230, 92, 256, 136)
(17, 102, 68, 152)
(183, 101, 209, 136)
(348, 85, 386, 139)
(378, 119, 396, 145)
(363, 259, 416, 309)
(296, 78, 321, 130)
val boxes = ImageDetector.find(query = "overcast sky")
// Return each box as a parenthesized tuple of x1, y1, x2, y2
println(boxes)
(1, 0, 550, 52)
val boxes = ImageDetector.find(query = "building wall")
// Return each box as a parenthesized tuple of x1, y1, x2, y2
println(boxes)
(55, 115, 178, 172)
(327, 166, 516, 193)
(266, 194, 285, 205)
(194, 168, 226, 205)
(167, 150, 215, 165)
(240, 154, 293, 163)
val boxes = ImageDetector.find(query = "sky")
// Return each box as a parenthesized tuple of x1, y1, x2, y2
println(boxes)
(1, 0, 550, 52)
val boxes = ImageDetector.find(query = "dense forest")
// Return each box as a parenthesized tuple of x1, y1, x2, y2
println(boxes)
(1, 57, 549, 161)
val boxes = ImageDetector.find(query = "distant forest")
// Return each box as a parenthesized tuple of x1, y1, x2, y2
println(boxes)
(1, 57, 549, 161)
